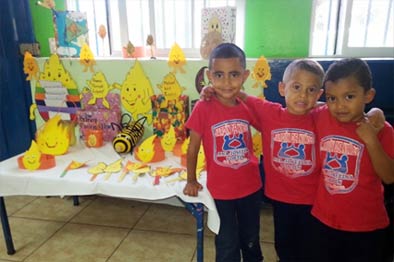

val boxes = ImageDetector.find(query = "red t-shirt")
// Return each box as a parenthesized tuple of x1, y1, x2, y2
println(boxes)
(246, 96, 320, 204)
(186, 98, 262, 200)
(312, 107, 394, 231)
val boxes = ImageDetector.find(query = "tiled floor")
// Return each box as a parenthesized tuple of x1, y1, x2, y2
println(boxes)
(0, 195, 277, 262)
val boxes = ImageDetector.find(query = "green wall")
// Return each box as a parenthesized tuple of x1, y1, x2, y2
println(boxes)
(29, 0, 65, 56)
(244, 0, 313, 58)
(29, 0, 312, 58)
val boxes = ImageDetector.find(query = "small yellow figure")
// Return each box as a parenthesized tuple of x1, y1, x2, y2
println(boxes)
(252, 131, 263, 158)
(160, 125, 177, 152)
(134, 134, 164, 163)
(22, 141, 42, 170)
(251, 56, 271, 89)
(79, 43, 96, 72)
(36, 115, 70, 155)
(150, 166, 184, 185)
(23, 51, 39, 81)
(168, 43, 186, 74)
(157, 72, 185, 108)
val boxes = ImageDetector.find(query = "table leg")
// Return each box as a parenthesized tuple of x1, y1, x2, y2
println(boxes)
(0, 197, 15, 255)
(73, 196, 79, 206)
(181, 201, 204, 262)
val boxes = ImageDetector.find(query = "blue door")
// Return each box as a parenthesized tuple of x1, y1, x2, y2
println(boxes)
(0, 0, 36, 161)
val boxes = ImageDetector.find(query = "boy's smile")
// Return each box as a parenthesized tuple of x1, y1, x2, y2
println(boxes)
(279, 69, 323, 115)
(325, 76, 375, 123)
(207, 58, 249, 106)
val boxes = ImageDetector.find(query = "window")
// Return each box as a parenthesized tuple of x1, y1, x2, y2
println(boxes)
(310, 0, 394, 57)
(66, 0, 245, 58)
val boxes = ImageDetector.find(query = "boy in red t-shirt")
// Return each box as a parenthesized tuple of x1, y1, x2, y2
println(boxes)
(312, 58, 394, 262)
(183, 43, 263, 262)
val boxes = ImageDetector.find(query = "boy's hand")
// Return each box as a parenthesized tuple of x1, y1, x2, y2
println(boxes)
(366, 108, 385, 131)
(200, 86, 215, 101)
(183, 181, 203, 197)
(356, 118, 380, 145)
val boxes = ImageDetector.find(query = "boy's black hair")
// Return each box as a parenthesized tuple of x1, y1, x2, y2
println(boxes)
(209, 43, 246, 69)
(324, 58, 372, 92)
(283, 59, 325, 85)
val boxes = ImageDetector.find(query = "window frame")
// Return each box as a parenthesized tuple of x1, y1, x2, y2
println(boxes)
(309, 0, 394, 58)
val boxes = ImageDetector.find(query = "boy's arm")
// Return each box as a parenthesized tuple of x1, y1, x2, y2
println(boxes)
(356, 120, 394, 184)
(183, 130, 204, 196)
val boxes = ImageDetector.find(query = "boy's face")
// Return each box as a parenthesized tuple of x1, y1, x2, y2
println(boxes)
(325, 76, 375, 123)
(279, 69, 323, 115)
(207, 57, 249, 105)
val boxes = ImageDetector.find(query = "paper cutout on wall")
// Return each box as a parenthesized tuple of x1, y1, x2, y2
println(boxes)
(113, 60, 154, 123)
(79, 43, 96, 72)
(31, 54, 81, 121)
(36, 115, 70, 155)
(83, 72, 114, 109)
(23, 51, 39, 81)
(201, 6, 235, 59)
(53, 10, 89, 57)
(251, 56, 271, 90)
(200, 15, 223, 59)
(168, 43, 186, 74)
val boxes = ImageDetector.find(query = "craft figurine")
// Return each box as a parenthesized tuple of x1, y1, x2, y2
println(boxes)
(134, 134, 165, 163)
(36, 115, 70, 155)
(251, 56, 271, 89)
(23, 51, 39, 81)
(79, 43, 96, 72)
(150, 166, 184, 185)
(17, 140, 55, 170)
(252, 131, 263, 158)
(88, 159, 122, 181)
(113, 60, 154, 123)
(88, 162, 106, 181)
(103, 159, 123, 181)
(123, 41, 135, 58)
(160, 124, 177, 152)
(168, 43, 186, 74)
(118, 160, 151, 182)
(60, 160, 88, 177)
(146, 34, 155, 59)
(112, 114, 146, 154)
(156, 72, 185, 108)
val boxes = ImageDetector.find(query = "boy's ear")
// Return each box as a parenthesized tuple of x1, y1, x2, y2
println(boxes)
(365, 88, 376, 103)
(278, 82, 286, 96)
(243, 69, 250, 81)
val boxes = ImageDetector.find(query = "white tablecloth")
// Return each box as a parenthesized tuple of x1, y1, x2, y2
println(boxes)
(0, 143, 219, 234)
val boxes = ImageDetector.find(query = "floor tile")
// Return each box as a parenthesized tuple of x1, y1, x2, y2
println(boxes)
(0, 217, 64, 261)
(3, 196, 37, 216)
(71, 197, 150, 228)
(134, 203, 196, 235)
(260, 207, 275, 243)
(24, 223, 128, 262)
(262, 241, 278, 262)
(12, 196, 93, 222)
(108, 230, 195, 262)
